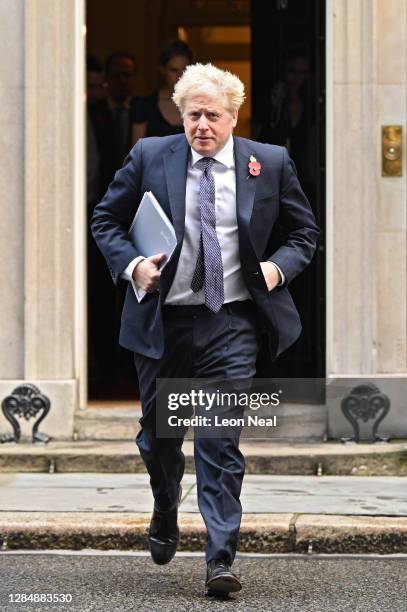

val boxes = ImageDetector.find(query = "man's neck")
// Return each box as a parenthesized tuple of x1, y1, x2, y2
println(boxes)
(190, 133, 234, 166)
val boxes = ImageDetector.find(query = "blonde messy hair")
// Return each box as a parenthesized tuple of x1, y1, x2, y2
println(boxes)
(172, 63, 245, 113)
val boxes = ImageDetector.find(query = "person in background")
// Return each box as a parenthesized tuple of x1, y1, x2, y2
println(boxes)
(90, 51, 139, 188)
(105, 51, 139, 169)
(87, 51, 140, 398)
(131, 40, 193, 144)
(259, 48, 316, 196)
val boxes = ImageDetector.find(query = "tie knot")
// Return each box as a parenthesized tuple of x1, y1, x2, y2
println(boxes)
(200, 157, 215, 172)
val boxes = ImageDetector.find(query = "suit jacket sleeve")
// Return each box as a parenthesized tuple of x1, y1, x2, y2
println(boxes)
(90, 140, 143, 286)
(267, 146, 319, 288)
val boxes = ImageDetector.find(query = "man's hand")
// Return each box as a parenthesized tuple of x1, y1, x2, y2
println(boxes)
(132, 253, 166, 293)
(260, 261, 281, 292)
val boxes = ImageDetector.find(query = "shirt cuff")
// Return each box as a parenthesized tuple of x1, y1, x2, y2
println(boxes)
(269, 261, 285, 286)
(121, 256, 147, 302)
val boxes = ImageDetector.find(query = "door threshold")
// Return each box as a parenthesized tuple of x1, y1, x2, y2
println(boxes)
(87, 400, 142, 410)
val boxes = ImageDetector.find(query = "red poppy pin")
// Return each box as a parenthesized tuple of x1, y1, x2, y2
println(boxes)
(248, 155, 261, 177)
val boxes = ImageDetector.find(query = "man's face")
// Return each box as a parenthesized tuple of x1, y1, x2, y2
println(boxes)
(107, 57, 136, 103)
(183, 94, 238, 157)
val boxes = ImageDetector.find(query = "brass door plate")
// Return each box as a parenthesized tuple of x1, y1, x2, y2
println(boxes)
(382, 125, 402, 177)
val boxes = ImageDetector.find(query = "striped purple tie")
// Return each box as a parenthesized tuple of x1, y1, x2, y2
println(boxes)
(190, 157, 224, 312)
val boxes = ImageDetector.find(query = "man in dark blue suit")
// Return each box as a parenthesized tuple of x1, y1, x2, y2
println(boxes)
(91, 63, 319, 596)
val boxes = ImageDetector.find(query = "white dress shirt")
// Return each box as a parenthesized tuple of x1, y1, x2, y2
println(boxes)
(121, 134, 284, 301)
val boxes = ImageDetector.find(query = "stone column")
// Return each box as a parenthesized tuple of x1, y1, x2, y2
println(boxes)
(375, 0, 407, 373)
(328, 0, 407, 375)
(0, 0, 25, 380)
(326, 0, 407, 439)
(0, 0, 86, 440)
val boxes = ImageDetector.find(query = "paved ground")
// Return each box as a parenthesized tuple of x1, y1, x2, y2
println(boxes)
(0, 472, 407, 515)
(1, 552, 407, 611)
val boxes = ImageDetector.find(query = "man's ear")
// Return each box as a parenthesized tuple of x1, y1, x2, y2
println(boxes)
(232, 110, 238, 128)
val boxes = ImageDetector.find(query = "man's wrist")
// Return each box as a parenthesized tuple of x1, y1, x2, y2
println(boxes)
(131, 256, 145, 281)
(120, 256, 146, 302)
(121, 256, 145, 282)
(269, 261, 284, 286)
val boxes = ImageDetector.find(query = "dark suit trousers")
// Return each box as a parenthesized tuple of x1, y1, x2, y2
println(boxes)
(133, 300, 261, 564)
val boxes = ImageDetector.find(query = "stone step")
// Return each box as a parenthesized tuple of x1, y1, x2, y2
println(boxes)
(0, 440, 406, 475)
(1, 511, 406, 554)
(74, 407, 141, 441)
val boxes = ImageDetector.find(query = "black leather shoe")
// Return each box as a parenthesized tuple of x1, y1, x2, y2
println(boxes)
(205, 559, 242, 595)
(148, 485, 182, 565)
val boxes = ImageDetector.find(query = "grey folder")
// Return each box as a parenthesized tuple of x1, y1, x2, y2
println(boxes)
(128, 191, 177, 268)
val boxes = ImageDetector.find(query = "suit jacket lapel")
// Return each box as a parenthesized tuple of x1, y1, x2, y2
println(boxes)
(163, 136, 189, 244)
(234, 135, 258, 230)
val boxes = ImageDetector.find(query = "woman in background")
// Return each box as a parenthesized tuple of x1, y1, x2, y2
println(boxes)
(131, 40, 193, 144)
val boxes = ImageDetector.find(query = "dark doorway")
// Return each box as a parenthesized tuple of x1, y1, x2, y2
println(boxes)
(252, 0, 326, 383)
(86, 0, 325, 402)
